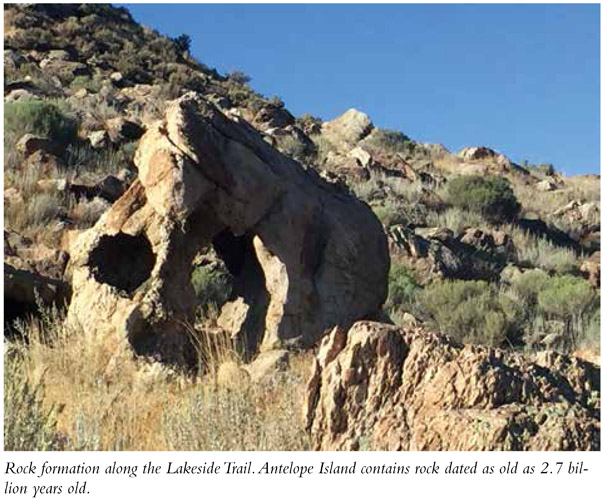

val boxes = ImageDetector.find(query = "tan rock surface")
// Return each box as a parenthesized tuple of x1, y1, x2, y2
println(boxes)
(67, 93, 389, 366)
(305, 321, 600, 451)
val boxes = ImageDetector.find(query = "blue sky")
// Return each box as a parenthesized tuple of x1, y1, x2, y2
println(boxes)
(121, 3, 600, 175)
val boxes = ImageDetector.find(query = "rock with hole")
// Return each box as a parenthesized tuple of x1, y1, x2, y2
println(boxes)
(67, 92, 389, 367)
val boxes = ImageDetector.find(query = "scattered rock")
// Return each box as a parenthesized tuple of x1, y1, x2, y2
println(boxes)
(305, 321, 600, 450)
(4, 230, 71, 326)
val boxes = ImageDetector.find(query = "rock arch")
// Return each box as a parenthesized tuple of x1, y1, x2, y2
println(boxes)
(67, 93, 389, 366)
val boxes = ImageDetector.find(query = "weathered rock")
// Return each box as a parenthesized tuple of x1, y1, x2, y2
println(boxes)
(458, 146, 500, 161)
(244, 349, 290, 382)
(459, 227, 516, 257)
(88, 130, 109, 149)
(348, 146, 373, 168)
(39, 59, 90, 79)
(389, 225, 511, 283)
(16, 134, 59, 157)
(67, 93, 389, 366)
(322, 109, 374, 150)
(536, 179, 557, 192)
(109, 71, 124, 85)
(5, 88, 37, 102)
(4, 49, 26, 72)
(252, 103, 295, 131)
(580, 251, 600, 288)
(4, 230, 71, 326)
(23, 150, 64, 174)
(105, 117, 144, 143)
(305, 321, 600, 451)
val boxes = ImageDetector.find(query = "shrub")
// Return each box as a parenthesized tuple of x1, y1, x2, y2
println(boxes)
(172, 34, 191, 54)
(419, 280, 510, 346)
(227, 70, 252, 85)
(385, 262, 420, 318)
(191, 265, 233, 316)
(4, 99, 78, 145)
(360, 128, 413, 155)
(509, 226, 580, 274)
(505, 271, 599, 351)
(425, 207, 489, 236)
(4, 345, 63, 451)
(447, 175, 520, 223)
(509, 269, 550, 308)
(537, 275, 597, 321)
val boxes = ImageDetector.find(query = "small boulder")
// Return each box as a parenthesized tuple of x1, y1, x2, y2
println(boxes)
(536, 179, 557, 191)
(88, 130, 109, 149)
(16, 134, 58, 158)
(244, 350, 290, 382)
(105, 117, 144, 143)
(580, 251, 600, 288)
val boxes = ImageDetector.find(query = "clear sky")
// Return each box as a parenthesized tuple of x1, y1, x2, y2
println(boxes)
(120, 3, 600, 175)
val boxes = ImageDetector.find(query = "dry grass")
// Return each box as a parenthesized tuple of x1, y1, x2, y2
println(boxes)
(513, 176, 600, 217)
(426, 207, 489, 236)
(504, 224, 581, 274)
(4, 308, 312, 451)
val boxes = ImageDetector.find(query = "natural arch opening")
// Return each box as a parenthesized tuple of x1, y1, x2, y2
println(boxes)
(88, 232, 156, 294)
(190, 229, 269, 358)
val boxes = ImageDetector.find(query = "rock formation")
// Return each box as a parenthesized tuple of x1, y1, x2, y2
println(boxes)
(67, 92, 389, 365)
(305, 321, 600, 451)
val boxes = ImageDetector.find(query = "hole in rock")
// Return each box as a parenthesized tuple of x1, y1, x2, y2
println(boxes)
(88, 232, 156, 294)
(190, 229, 269, 357)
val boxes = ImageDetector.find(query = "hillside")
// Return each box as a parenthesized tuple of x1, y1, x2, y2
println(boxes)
(3, 4, 600, 451)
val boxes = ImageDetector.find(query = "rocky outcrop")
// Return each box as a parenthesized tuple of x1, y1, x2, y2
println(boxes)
(67, 93, 389, 366)
(4, 230, 71, 326)
(389, 225, 514, 283)
(580, 251, 600, 288)
(322, 109, 373, 150)
(305, 321, 600, 451)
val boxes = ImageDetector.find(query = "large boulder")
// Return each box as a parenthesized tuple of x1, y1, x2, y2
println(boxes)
(322, 108, 374, 150)
(67, 93, 389, 366)
(305, 322, 600, 451)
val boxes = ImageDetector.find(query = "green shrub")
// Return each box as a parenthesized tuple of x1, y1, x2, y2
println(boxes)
(506, 271, 599, 351)
(70, 75, 102, 93)
(4, 100, 78, 145)
(191, 265, 233, 316)
(447, 175, 520, 223)
(509, 269, 550, 308)
(385, 262, 420, 317)
(360, 128, 413, 155)
(419, 280, 510, 346)
(537, 275, 597, 321)
(172, 33, 191, 54)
